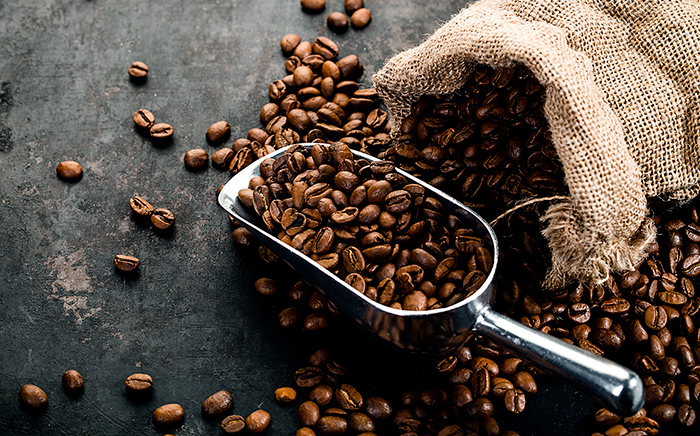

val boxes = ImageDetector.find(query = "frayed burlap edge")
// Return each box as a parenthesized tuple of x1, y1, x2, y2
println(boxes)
(541, 201, 657, 289)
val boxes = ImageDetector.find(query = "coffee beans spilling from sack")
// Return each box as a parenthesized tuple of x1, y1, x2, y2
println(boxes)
(238, 142, 494, 311)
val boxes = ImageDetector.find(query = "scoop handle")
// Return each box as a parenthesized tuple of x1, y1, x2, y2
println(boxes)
(473, 307, 644, 416)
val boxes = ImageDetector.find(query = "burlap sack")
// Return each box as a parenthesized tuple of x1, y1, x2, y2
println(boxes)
(373, 0, 700, 288)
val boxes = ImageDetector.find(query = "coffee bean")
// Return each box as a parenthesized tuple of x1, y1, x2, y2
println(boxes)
(184, 148, 209, 171)
(274, 387, 297, 403)
(221, 415, 246, 433)
(232, 227, 255, 246)
(128, 61, 148, 78)
(301, 0, 325, 12)
(299, 400, 321, 426)
(61, 370, 84, 397)
(153, 403, 184, 428)
(56, 160, 83, 181)
(206, 121, 231, 145)
(255, 277, 278, 296)
(313, 37, 339, 60)
(295, 366, 323, 388)
(133, 109, 155, 129)
(201, 390, 233, 419)
(212, 148, 235, 169)
(246, 409, 271, 433)
(281, 33, 302, 53)
(129, 195, 154, 218)
(344, 0, 363, 13)
(336, 383, 363, 410)
(150, 123, 174, 139)
(504, 389, 526, 414)
(467, 397, 494, 418)
(114, 254, 140, 272)
(679, 403, 696, 426)
(125, 373, 153, 392)
(19, 384, 48, 413)
(317, 415, 348, 434)
(512, 371, 537, 394)
(327, 12, 349, 33)
(350, 8, 371, 28)
(151, 208, 175, 230)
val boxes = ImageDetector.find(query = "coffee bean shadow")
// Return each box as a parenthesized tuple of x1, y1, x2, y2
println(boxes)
(59, 174, 83, 183)
(150, 136, 173, 148)
(115, 268, 141, 281)
(19, 402, 48, 416)
(133, 125, 151, 140)
(130, 213, 153, 230)
(128, 76, 147, 86)
(301, 6, 325, 14)
(126, 388, 152, 403)
(153, 225, 176, 239)
(63, 388, 84, 400)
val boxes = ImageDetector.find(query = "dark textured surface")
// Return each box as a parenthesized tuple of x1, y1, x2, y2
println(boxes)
(0, 1, 660, 435)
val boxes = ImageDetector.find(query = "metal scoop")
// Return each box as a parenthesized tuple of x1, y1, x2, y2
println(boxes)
(218, 143, 644, 415)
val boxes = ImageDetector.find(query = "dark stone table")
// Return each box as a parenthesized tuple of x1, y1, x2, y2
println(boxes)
(0, 1, 673, 435)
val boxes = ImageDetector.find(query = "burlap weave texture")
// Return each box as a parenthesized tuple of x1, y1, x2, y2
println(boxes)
(373, 0, 700, 288)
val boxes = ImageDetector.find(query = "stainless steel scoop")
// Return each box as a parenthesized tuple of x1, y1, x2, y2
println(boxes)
(218, 143, 644, 415)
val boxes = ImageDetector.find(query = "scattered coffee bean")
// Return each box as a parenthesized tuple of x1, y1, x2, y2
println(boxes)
(129, 195, 154, 218)
(246, 409, 271, 433)
(301, 0, 325, 12)
(184, 148, 209, 171)
(150, 123, 174, 139)
(19, 384, 48, 413)
(125, 373, 153, 392)
(275, 387, 297, 403)
(327, 12, 349, 33)
(350, 8, 371, 28)
(153, 403, 184, 428)
(344, 0, 363, 14)
(62, 370, 84, 397)
(56, 160, 83, 181)
(133, 109, 155, 129)
(206, 121, 232, 145)
(114, 254, 140, 272)
(281, 34, 302, 53)
(202, 390, 233, 419)
(151, 208, 175, 230)
(221, 414, 246, 433)
(128, 61, 148, 79)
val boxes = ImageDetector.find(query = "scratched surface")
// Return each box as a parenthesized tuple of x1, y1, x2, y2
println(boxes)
(0, 1, 666, 435)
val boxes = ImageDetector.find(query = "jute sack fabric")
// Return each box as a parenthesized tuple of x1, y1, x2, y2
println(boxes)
(373, 0, 700, 289)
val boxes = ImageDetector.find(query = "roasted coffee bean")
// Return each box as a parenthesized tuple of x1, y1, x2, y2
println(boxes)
(202, 390, 233, 419)
(301, 0, 325, 11)
(275, 387, 297, 403)
(313, 36, 339, 60)
(19, 384, 48, 413)
(232, 227, 255, 246)
(61, 370, 84, 397)
(327, 11, 349, 33)
(246, 409, 271, 433)
(56, 160, 83, 181)
(129, 195, 154, 218)
(133, 108, 155, 129)
(299, 400, 321, 426)
(679, 403, 696, 426)
(467, 397, 494, 418)
(348, 412, 374, 433)
(280, 33, 301, 53)
(128, 61, 148, 78)
(345, 0, 363, 13)
(153, 403, 184, 428)
(317, 415, 348, 434)
(125, 373, 153, 392)
(206, 121, 231, 145)
(151, 208, 175, 230)
(337, 383, 363, 410)
(221, 414, 246, 433)
(150, 123, 174, 139)
(212, 148, 235, 169)
(350, 8, 371, 28)
(114, 254, 140, 272)
(504, 389, 526, 414)
(184, 148, 209, 171)
(295, 366, 323, 388)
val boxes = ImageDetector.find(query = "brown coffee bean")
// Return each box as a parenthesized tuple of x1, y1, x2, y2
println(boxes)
(512, 371, 537, 394)
(296, 428, 316, 436)
(212, 148, 235, 169)
(232, 227, 255, 246)
(128, 61, 148, 78)
(682, 255, 700, 277)
(336, 383, 363, 410)
(327, 12, 349, 33)
(56, 160, 83, 181)
(679, 403, 696, 426)
(246, 409, 271, 433)
(184, 148, 209, 171)
(19, 384, 48, 413)
(274, 387, 297, 403)
(114, 254, 140, 272)
(61, 370, 84, 397)
(295, 366, 323, 388)
(202, 390, 233, 419)
(594, 408, 620, 426)
(153, 403, 184, 428)
(255, 277, 278, 296)
(299, 400, 321, 426)
(150, 123, 174, 139)
(313, 36, 339, 60)
(504, 389, 526, 414)
(221, 414, 246, 433)
(345, 0, 363, 13)
(151, 208, 175, 230)
(649, 403, 676, 424)
(301, 0, 325, 11)
(133, 109, 155, 129)
(317, 415, 348, 434)
(645, 305, 668, 330)
(129, 195, 154, 218)
(348, 412, 374, 433)
(350, 8, 371, 28)
(125, 373, 153, 392)
(281, 33, 302, 53)
(467, 397, 494, 418)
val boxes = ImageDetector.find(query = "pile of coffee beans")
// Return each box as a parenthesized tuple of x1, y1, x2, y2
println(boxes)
(300, 0, 371, 33)
(238, 142, 494, 311)
(132, 108, 174, 142)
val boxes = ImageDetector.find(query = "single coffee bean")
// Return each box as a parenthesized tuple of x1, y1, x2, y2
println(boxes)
(151, 208, 175, 230)
(232, 227, 255, 246)
(317, 415, 348, 434)
(512, 371, 537, 394)
(275, 387, 297, 403)
(348, 412, 374, 433)
(114, 254, 140, 272)
(504, 389, 526, 414)
(246, 409, 271, 433)
(133, 109, 155, 129)
(327, 12, 349, 33)
(679, 403, 696, 426)
(184, 148, 209, 171)
(56, 160, 83, 181)
(594, 408, 620, 426)
(150, 123, 174, 139)
(313, 36, 340, 60)
(281, 33, 302, 53)
(125, 373, 153, 392)
(467, 397, 494, 418)
(19, 384, 48, 413)
(295, 366, 323, 388)
(221, 414, 246, 433)
(128, 61, 148, 78)
(299, 400, 321, 426)
(345, 0, 363, 13)
(129, 196, 154, 218)
(350, 8, 371, 28)
(151, 404, 184, 430)
(206, 121, 231, 145)
(301, 0, 325, 12)
(201, 390, 233, 419)
(62, 370, 84, 397)
(212, 148, 235, 169)
(336, 383, 363, 410)
(255, 277, 278, 296)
